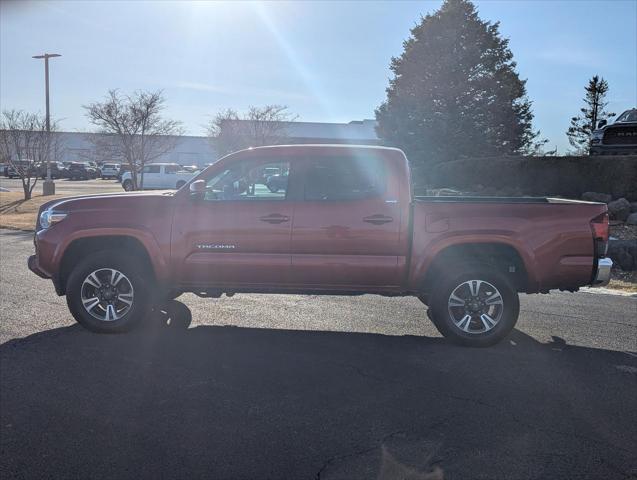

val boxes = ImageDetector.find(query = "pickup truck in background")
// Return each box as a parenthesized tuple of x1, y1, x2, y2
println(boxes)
(29, 145, 612, 347)
(590, 108, 637, 155)
(121, 163, 196, 191)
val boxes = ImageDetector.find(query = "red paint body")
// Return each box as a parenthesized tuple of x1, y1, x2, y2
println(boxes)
(30, 145, 608, 296)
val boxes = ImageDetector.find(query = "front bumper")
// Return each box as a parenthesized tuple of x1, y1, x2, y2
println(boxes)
(591, 258, 612, 287)
(590, 145, 637, 155)
(28, 254, 49, 279)
(28, 254, 65, 295)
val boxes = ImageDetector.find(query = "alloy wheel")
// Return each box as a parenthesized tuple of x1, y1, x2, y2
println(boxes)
(447, 279, 504, 334)
(80, 268, 134, 322)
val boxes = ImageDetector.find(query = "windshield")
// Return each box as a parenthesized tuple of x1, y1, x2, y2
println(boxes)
(616, 110, 637, 122)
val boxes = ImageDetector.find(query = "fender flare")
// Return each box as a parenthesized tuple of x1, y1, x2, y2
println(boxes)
(410, 235, 540, 292)
(53, 227, 169, 283)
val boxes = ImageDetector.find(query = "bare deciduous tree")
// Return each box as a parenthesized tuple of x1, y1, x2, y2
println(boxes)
(0, 110, 62, 200)
(84, 90, 183, 189)
(208, 105, 297, 156)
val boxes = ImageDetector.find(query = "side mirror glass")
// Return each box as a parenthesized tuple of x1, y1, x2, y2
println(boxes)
(597, 119, 607, 129)
(190, 179, 206, 197)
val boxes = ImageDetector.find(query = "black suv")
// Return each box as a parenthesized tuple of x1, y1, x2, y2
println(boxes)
(67, 162, 97, 180)
(38, 162, 66, 179)
(590, 108, 637, 155)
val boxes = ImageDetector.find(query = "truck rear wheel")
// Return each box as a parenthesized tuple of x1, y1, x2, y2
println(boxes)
(66, 251, 152, 333)
(428, 266, 519, 347)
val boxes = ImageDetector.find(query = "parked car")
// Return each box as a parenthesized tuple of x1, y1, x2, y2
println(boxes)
(29, 145, 612, 346)
(87, 162, 101, 178)
(100, 163, 120, 180)
(67, 162, 97, 180)
(117, 164, 132, 183)
(590, 108, 637, 155)
(4, 159, 38, 178)
(120, 163, 195, 191)
(38, 162, 66, 179)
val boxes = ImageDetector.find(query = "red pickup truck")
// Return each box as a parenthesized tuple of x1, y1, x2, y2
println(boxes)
(29, 145, 612, 346)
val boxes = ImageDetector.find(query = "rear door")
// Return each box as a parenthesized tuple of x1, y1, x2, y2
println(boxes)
(172, 157, 296, 286)
(290, 153, 403, 287)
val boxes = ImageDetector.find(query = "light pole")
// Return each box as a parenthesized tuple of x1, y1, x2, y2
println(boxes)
(32, 53, 61, 196)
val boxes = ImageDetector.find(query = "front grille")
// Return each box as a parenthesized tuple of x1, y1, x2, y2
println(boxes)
(603, 125, 637, 145)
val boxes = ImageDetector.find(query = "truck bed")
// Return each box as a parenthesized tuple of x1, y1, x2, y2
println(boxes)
(410, 197, 608, 293)
(415, 196, 600, 205)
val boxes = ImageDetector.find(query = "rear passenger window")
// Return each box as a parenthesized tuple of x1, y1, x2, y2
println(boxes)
(304, 156, 385, 201)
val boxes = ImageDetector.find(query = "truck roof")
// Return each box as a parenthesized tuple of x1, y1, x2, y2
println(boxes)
(225, 144, 405, 160)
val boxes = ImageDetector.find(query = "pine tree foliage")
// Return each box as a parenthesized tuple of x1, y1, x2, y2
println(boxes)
(375, 0, 540, 169)
(566, 75, 615, 154)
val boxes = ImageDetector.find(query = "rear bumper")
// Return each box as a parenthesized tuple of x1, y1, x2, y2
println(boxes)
(591, 258, 612, 287)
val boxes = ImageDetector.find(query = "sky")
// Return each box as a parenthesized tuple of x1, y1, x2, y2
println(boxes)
(1, 0, 636, 153)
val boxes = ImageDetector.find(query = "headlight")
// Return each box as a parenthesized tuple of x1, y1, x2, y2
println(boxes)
(39, 209, 67, 229)
(591, 130, 604, 140)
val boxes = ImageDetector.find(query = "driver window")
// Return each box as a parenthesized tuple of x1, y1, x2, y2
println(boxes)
(204, 160, 290, 201)
(143, 165, 160, 174)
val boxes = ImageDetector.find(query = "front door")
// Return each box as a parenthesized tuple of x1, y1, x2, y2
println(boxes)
(291, 154, 403, 288)
(173, 158, 294, 287)
(141, 164, 161, 189)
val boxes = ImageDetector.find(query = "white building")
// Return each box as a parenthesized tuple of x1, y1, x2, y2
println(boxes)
(48, 119, 380, 167)
(53, 132, 216, 167)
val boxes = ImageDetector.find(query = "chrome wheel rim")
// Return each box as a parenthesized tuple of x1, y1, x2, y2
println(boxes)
(447, 279, 503, 334)
(80, 268, 134, 322)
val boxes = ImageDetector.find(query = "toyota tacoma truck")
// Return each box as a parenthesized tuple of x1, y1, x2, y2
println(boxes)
(28, 145, 612, 346)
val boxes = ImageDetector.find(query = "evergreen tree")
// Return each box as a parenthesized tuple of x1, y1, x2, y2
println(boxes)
(375, 0, 539, 170)
(566, 75, 615, 154)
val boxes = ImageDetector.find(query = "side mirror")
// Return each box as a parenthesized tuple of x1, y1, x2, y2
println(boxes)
(190, 179, 206, 198)
(597, 119, 607, 129)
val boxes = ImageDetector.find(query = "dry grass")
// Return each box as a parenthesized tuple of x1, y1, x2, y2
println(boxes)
(0, 192, 70, 231)
(607, 279, 637, 293)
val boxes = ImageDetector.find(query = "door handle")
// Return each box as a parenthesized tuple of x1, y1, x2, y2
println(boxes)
(363, 214, 393, 225)
(259, 214, 290, 224)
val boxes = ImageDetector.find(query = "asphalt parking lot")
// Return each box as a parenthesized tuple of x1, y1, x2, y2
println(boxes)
(1, 229, 636, 479)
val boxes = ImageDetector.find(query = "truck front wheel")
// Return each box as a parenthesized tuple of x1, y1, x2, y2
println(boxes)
(428, 266, 519, 347)
(66, 251, 152, 333)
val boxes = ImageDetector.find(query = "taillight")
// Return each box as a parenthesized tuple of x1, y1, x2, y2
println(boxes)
(591, 212, 609, 241)
(590, 212, 609, 257)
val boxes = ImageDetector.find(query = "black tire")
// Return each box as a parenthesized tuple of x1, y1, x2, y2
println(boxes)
(164, 289, 182, 300)
(66, 251, 153, 333)
(122, 179, 133, 191)
(428, 265, 519, 347)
